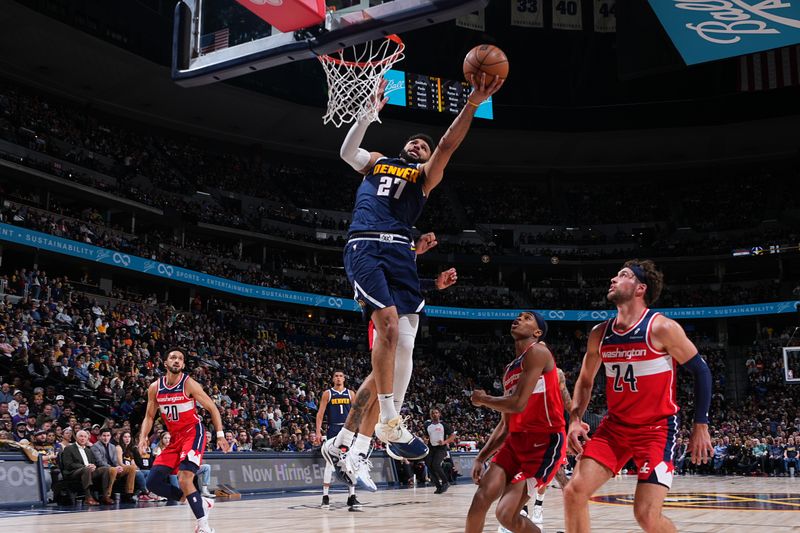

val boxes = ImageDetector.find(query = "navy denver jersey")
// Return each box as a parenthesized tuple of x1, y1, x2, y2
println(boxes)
(325, 388, 352, 439)
(348, 157, 427, 237)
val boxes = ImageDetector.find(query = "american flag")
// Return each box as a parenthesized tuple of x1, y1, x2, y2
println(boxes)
(200, 28, 230, 54)
(738, 45, 800, 92)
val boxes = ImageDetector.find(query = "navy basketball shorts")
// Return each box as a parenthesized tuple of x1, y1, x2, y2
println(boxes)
(343, 235, 424, 316)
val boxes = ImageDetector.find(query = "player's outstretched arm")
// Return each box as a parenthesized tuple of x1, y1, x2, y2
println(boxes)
(186, 377, 230, 453)
(567, 324, 604, 455)
(315, 389, 331, 446)
(137, 382, 159, 457)
(421, 72, 503, 195)
(340, 79, 386, 174)
(471, 343, 549, 414)
(651, 315, 714, 465)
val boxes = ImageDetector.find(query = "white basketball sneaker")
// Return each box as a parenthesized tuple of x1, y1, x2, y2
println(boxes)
(376, 416, 429, 460)
(355, 454, 378, 492)
(531, 504, 543, 525)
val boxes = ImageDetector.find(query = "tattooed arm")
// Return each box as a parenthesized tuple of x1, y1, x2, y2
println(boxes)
(558, 368, 573, 413)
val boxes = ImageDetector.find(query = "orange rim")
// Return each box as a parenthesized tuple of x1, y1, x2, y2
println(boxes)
(319, 34, 404, 68)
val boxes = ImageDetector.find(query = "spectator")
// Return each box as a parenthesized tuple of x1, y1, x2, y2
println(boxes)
(57, 426, 74, 454)
(12, 402, 30, 426)
(116, 430, 162, 502)
(674, 437, 688, 475)
(59, 429, 115, 505)
(769, 437, 786, 476)
(224, 431, 239, 452)
(0, 383, 13, 403)
(91, 427, 137, 503)
(785, 437, 798, 476)
(153, 431, 171, 457)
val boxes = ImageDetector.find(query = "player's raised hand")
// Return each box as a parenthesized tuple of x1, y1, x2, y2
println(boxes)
(470, 389, 488, 406)
(436, 268, 458, 290)
(467, 72, 504, 104)
(688, 423, 713, 464)
(415, 232, 438, 255)
(374, 78, 389, 114)
(567, 419, 590, 456)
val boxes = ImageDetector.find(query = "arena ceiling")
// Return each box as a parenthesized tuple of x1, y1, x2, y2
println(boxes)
(2, 0, 800, 172)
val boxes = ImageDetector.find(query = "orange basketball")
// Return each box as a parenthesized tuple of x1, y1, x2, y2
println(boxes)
(463, 44, 509, 81)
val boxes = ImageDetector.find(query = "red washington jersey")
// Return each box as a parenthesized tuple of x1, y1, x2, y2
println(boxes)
(156, 373, 201, 433)
(502, 343, 565, 433)
(598, 308, 679, 426)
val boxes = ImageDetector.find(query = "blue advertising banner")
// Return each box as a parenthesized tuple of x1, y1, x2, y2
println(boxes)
(647, 1, 800, 65)
(1, 222, 797, 321)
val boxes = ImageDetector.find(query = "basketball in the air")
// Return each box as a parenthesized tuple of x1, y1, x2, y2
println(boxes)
(463, 44, 509, 81)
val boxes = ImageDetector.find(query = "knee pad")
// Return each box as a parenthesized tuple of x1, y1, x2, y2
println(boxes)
(393, 314, 419, 410)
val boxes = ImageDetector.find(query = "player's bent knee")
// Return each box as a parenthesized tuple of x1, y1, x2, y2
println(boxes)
(563, 482, 586, 504)
(470, 488, 494, 511)
(633, 502, 661, 530)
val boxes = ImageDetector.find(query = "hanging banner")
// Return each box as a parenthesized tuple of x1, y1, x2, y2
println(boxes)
(553, 0, 583, 30)
(1, 222, 798, 321)
(647, 0, 800, 65)
(593, 0, 616, 33)
(456, 9, 486, 31)
(511, 0, 544, 28)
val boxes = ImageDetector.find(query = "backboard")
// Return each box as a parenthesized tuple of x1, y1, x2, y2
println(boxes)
(784, 346, 800, 383)
(172, 0, 489, 87)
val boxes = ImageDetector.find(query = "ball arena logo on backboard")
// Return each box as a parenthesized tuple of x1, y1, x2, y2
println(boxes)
(591, 492, 800, 511)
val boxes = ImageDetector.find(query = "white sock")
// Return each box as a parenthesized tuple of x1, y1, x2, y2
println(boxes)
(323, 485, 329, 496)
(197, 516, 209, 529)
(378, 394, 398, 423)
(349, 485, 356, 496)
(352, 433, 372, 457)
(535, 491, 545, 503)
(333, 428, 356, 449)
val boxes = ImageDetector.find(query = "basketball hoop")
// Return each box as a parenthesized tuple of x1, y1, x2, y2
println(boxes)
(318, 34, 405, 128)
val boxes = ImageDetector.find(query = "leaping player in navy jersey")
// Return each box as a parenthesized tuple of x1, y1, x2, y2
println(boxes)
(564, 260, 714, 533)
(322, 72, 503, 485)
(138, 348, 230, 533)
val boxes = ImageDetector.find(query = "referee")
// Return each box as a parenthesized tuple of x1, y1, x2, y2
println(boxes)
(425, 408, 456, 494)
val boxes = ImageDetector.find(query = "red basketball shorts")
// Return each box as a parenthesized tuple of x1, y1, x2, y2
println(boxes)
(153, 423, 207, 474)
(581, 414, 678, 488)
(492, 430, 567, 490)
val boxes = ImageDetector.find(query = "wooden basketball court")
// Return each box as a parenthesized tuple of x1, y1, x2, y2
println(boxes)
(1, 476, 798, 532)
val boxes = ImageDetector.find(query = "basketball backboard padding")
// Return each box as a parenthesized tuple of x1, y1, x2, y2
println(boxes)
(234, 0, 325, 34)
(172, 0, 490, 87)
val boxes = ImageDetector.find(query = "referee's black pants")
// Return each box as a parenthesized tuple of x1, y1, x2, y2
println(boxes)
(425, 445, 448, 488)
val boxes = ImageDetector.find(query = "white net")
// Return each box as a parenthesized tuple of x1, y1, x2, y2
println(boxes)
(318, 35, 405, 128)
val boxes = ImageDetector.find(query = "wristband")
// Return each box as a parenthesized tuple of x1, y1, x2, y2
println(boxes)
(466, 99, 479, 108)
(216, 431, 225, 439)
